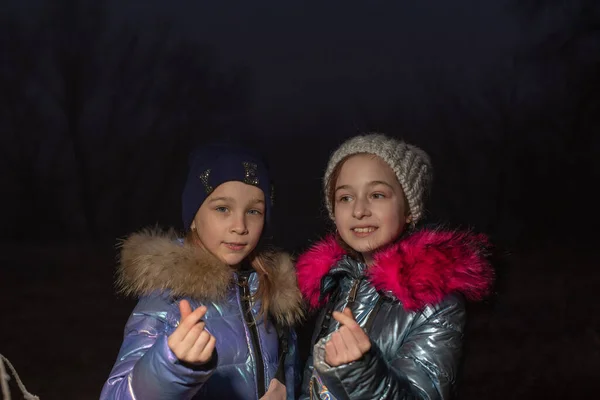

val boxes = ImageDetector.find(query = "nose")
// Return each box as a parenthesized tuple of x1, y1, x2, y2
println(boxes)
(352, 197, 371, 219)
(230, 213, 249, 235)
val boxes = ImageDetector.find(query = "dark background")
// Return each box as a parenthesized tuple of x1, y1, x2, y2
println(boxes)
(1, 1, 598, 399)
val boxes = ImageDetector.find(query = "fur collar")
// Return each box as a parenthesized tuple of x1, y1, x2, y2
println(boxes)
(117, 228, 303, 326)
(296, 228, 494, 312)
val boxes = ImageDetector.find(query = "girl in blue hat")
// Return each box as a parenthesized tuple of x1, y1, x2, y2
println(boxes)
(101, 144, 304, 400)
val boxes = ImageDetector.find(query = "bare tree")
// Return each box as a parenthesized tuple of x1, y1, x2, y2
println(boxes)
(1, 0, 251, 240)
(0, 16, 70, 237)
(511, 0, 600, 236)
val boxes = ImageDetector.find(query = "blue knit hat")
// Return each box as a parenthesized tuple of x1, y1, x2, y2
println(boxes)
(181, 143, 273, 231)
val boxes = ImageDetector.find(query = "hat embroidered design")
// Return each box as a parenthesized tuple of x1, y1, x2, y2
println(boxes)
(242, 162, 259, 186)
(270, 184, 275, 206)
(199, 169, 213, 194)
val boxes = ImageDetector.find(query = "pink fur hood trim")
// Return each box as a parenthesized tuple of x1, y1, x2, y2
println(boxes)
(296, 229, 494, 312)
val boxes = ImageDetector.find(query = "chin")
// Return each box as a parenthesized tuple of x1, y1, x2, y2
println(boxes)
(221, 253, 247, 266)
(341, 238, 379, 254)
(353, 243, 384, 254)
(342, 238, 373, 253)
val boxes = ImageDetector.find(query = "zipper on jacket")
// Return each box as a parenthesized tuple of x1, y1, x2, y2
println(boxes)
(348, 278, 361, 304)
(238, 273, 266, 398)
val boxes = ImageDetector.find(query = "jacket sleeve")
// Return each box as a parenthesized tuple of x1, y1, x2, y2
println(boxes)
(313, 294, 466, 400)
(100, 294, 216, 400)
(298, 345, 314, 400)
(298, 307, 327, 400)
(283, 328, 302, 400)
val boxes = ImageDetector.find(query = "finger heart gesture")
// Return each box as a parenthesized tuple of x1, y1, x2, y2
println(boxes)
(324, 307, 371, 367)
(167, 299, 216, 365)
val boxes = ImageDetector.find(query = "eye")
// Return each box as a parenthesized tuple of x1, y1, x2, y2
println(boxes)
(247, 209, 263, 216)
(372, 193, 386, 199)
(338, 195, 352, 203)
(215, 206, 229, 213)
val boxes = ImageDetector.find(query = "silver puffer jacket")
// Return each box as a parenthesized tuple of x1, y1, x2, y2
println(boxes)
(296, 229, 494, 400)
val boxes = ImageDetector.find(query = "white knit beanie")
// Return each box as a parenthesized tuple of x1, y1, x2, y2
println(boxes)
(323, 133, 432, 223)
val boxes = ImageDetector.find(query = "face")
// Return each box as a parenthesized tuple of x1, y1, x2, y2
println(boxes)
(333, 154, 410, 265)
(190, 181, 265, 266)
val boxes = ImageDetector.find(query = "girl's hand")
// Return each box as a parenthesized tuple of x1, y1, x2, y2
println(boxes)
(168, 299, 216, 365)
(259, 379, 286, 400)
(325, 308, 371, 367)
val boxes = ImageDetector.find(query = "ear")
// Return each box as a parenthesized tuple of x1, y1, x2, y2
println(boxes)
(190, 220, 196, 231)
(405, 215, 413, 224)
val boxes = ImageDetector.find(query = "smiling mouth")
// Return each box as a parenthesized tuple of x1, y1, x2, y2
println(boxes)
(224, 242, 247, 250)
(352, 227, 377, 233)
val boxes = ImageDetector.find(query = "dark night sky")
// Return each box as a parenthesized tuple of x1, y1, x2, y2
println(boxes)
(116, 0, 521, 125)
(2, 0, 598, 244)
(9, 0, 522, 122)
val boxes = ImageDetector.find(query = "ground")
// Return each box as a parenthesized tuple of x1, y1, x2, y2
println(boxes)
(0, 241, 596, 399)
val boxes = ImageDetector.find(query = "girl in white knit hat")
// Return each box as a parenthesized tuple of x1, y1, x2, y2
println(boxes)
(296, 133, 495, 399)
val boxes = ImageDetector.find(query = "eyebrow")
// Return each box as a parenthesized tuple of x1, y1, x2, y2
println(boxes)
(208, 196, 235, 203)
(335, 180, 394, 192)
(208, 196, 265, 204)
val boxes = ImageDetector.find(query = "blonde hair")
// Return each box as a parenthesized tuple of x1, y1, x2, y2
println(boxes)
(185, 230, 275, 323)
